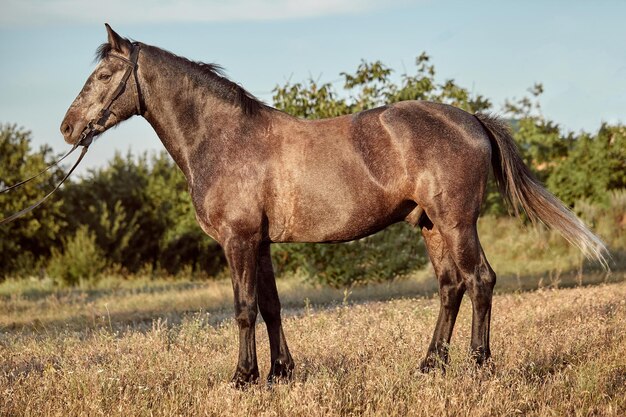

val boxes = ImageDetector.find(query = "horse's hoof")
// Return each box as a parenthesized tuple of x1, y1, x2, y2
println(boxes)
(419, 356, 446, 374)
(230, 369, 259, 389)
(471, 346, 491, 367)
(266, 358, 295, 386)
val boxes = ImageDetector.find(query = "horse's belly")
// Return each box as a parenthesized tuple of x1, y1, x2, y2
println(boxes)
(268, 184, 410, 243)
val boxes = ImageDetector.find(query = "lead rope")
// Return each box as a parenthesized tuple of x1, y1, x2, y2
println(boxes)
(1, 142, 81, 194)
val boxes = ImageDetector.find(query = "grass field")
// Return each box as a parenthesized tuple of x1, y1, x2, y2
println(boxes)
(1, 200, 624, 416)
(1, 271, 625, 416)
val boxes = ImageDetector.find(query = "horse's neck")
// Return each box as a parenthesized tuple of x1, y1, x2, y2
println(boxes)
(138, 48, 250, 183)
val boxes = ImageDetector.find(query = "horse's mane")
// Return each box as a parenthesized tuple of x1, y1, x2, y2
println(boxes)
(95, 41, 266, 116)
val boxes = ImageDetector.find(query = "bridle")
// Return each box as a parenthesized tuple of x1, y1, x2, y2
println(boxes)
(97, 42, 144, 123)
(0, 43, 143, 225)
(85, 42, 144, 142)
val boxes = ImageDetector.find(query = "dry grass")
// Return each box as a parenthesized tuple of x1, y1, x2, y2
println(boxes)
(1, 268, 620, 333)
(1, 205, 624, 416)
(1, 278, 625, 416)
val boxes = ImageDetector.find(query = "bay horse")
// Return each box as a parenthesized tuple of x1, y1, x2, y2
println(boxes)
(61, 24, 608, 386)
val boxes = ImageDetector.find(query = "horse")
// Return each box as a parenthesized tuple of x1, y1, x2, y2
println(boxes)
(60, 24, 608, 387)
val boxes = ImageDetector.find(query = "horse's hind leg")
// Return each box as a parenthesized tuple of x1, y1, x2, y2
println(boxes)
(419, 216, 466, 372)
(257, 243, 294, 384)
(437, 221, 496, 366)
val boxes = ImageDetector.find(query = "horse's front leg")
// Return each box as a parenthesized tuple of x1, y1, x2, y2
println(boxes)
(258, 242, 294, 384)
(223, 233, 261, 387)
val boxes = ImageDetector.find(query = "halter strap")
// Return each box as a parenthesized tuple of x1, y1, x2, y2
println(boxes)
(101, 43, 143, 118)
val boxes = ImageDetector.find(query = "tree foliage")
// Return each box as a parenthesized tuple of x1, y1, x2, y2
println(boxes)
(0, 125, 66, 275)
(59, 151, 224, 276)
(47, 225, 106, 286)
(272, 223, 427, 288)
(548, 125, 626, 206)
(273, 53, 492, 118)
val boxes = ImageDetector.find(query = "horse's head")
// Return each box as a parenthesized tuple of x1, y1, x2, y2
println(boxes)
(60, 24, 142, 145)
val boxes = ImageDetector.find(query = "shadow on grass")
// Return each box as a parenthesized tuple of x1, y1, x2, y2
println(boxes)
(0, 279, 211, 302)
(1, 253, 624, 337)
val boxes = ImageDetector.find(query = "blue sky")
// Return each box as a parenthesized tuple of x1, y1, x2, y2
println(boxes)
(1, 0, 624, 174)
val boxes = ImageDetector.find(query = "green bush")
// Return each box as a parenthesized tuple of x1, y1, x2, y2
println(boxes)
(576, 189, 626, 255)
(272, 223, 428, 287)
(47, 226, 107, 286)
(0, 124, 66, 278)
(159, 228, 225, 277)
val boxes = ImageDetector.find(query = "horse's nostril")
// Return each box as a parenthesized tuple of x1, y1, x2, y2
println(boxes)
(61, 122, 73, 137)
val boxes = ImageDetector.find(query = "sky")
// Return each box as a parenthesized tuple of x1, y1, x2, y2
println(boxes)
(1, 0, 625, 175)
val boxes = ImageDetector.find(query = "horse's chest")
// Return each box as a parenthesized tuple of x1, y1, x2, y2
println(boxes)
(189, 180, 264, 244)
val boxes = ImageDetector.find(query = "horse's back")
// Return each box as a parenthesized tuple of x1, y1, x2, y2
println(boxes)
(381, 101, 491, 158)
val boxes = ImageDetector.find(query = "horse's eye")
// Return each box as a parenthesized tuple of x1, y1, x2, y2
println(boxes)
(98, 73, 112, 81)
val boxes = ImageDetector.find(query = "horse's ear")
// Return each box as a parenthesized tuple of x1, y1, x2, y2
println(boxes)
(104, 23, 131, 54)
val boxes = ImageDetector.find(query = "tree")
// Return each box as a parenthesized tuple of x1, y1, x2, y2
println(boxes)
(548, 124, 626, 206)
(273, 53, 492, 118)
(0, 124, 66, 277)
(503, 84, 571, 182)
(59, 151, 224, 275)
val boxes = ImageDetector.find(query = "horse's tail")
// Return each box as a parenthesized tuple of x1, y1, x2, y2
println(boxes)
(474, 112, 609, 268)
